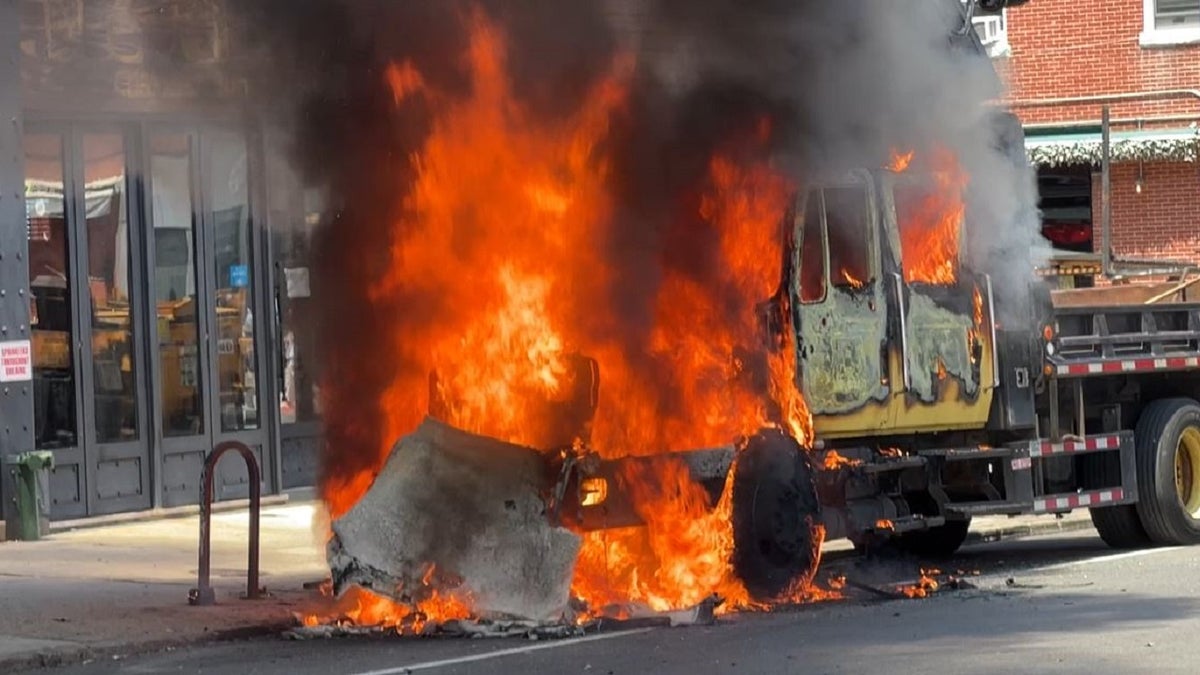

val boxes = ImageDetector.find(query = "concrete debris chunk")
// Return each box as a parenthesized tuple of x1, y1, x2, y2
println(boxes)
(328, 417, 581, 622)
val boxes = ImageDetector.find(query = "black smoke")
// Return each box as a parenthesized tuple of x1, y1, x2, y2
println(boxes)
(208, 0, 1040, 497)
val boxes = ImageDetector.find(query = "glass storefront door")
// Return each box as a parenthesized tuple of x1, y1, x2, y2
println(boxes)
(77, 129, 153, 514)
(149, 127, 270, 507)
(23, 123, 273, 516)
(23, 125, 152, 517)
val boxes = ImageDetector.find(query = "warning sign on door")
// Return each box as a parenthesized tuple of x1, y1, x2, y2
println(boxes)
(0, 339, 32, 383)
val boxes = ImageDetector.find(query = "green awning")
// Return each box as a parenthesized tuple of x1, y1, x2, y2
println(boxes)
(1025, 127, 1200, 167)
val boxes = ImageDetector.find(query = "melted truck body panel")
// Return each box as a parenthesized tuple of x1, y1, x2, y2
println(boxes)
(793, 169, 996, 439)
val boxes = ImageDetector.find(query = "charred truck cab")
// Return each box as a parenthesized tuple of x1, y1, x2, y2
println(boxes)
(558, 130, 1200, 601)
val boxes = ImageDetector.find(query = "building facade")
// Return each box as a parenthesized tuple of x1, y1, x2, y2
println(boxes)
(0, 0, 321, 525)
(987, 0, 1200, 270)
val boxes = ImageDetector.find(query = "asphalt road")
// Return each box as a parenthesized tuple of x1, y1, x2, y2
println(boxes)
(29, 531, 1200, 675)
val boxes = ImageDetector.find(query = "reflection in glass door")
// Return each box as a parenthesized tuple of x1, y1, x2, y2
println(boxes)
(150, 132, 205, 438)
(207, 131, 259, 433)
(203, 130, 269, 502)
(150, 128, 270, 507)
(23, 131, 84, 518)
(149, 130, 214, 507)
(78, 130, 151, 514)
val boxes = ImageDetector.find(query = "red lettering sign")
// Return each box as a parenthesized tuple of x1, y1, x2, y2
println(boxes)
(0, 340, 32, 383)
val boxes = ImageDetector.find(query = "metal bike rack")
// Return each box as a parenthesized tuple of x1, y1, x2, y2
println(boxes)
(188, 440, 263, 606)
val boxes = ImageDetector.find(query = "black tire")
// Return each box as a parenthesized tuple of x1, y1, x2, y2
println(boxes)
(731, 429, 821, 602)
(1089, 505, 1152, 549)
(1133, 398, 1200, 545)
(1081, 449, 1152, 548)
(895, 519, 971, 559)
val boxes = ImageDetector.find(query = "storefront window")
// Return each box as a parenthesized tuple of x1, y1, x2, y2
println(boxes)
(83, 132, 139, 443)
(208, 131, 259, 431)
(150, 132, 204, 437)
(24, 132, 77, 449)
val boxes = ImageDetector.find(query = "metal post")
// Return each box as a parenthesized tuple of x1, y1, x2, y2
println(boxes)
(0, 0, 36, 533)
(189, 440, 262, 605)
(1100, 106, 1112, 279)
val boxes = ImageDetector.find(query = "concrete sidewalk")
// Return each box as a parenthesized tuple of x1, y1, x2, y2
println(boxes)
(0, 502, 329, 671)
(0, 502, 1097, 672)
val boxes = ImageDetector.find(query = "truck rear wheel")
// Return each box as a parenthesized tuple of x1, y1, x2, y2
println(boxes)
(731, 429, 821, 602)
(1089, 505, 1151, 549)
(1133, 398, 1200, 546)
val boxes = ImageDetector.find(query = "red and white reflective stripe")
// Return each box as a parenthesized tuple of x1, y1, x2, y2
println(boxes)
(1055, 356, 1200, 376)
(1030, 434, 1120, 458)
(1033, 488, 1125, 513)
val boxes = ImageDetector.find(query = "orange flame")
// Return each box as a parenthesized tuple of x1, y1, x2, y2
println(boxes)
(888, 149, 915, 172)
(968, 285, 984, 364)
(840, 268, 865, 290)
(897, 568, 942, 599)
(302, 586, 473, 634)
(318, 9, 819, 626)
(571, 456, 750, 613)
(822, 450, 862, 471)
(892, 148, 967, 285)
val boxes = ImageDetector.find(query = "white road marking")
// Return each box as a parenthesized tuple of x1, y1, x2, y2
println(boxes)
(1034, 546, 1184, 572)
(349, 627, 656, 675)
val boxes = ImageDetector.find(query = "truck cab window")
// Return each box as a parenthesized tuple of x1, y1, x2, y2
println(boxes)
(894, 179, 961, 285)
(798, 190, 827, 304)
(825, 185, 872, 291)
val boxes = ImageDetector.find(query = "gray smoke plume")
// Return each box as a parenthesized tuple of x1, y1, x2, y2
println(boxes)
(196, 0, 1042, 491)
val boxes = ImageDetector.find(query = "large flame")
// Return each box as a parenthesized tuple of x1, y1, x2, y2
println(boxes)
(890, 147, 967, 286)
(318, 9, 816, 625)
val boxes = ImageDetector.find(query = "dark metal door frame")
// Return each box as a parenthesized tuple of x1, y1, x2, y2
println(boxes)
(196, 126, 271, 500)
(68, 124, 154, 515)
(144, 124, 217, 507)
(21, 122, 88, 518)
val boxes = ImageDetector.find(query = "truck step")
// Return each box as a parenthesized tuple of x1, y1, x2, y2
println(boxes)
(860, 456, 927, 474)
(945, 501, 1031, 517)
(1033, 488, 1131, 513)
(1026, 433, 1123, 458)
(918, 446, 1016, 460)
(874, 515, 947, 534)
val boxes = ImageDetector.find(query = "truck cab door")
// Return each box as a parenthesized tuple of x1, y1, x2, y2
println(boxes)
(791, 172, 891, 430)
(882, 170, 995, 432)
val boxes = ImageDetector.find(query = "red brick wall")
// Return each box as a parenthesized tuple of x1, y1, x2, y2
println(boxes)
(1093, 161, 1200, 263)
(1002, 1, 1200, 126)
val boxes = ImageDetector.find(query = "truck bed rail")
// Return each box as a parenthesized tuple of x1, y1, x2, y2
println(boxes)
(1047, 303, 1200, 378)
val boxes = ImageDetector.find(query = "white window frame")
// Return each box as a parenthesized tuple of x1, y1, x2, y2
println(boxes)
(1141, 0, 1200, 47)
(961, 1, 1010, 57)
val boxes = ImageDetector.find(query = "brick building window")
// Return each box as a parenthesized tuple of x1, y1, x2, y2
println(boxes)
(962, 1, 1009, 57)
(1143, 0, 1200, 46)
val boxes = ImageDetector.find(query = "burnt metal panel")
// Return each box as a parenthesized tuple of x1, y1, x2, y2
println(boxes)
(798, 287, 890, 415)
(904, 291, 979, 403)
(0, 0, 37, 528)
(988, 328, 1038, 431)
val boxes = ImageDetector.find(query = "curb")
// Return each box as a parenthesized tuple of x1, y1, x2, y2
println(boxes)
(47, 495, 293, 534)
(967, 514, 1096, 545)
(1, 621, 295, 673)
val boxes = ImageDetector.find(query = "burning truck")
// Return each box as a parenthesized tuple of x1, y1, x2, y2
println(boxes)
(244, 0, 1200, 631)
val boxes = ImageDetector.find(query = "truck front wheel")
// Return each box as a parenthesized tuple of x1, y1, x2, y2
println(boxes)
(1133, 398, 1200, 546)
(731, 429, 821, 603)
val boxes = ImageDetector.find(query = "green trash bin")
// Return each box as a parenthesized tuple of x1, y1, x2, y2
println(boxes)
(5, 451, 54, 541)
